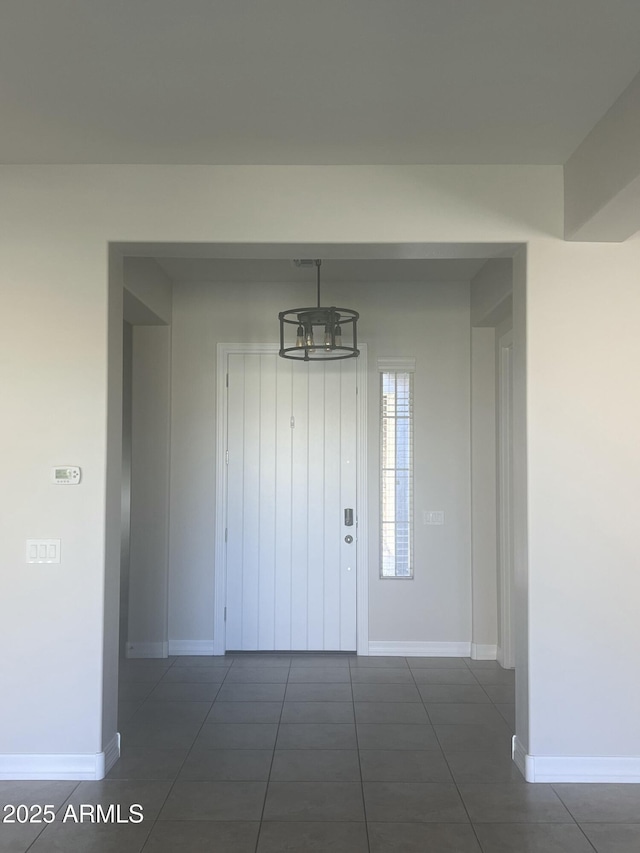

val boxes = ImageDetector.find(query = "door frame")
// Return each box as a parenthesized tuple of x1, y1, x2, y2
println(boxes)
(497, 328, 515, 669)
(213, 342, 369, 655)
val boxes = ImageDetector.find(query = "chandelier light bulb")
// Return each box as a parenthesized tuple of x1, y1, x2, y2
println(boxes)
(306, 329, 316, 351)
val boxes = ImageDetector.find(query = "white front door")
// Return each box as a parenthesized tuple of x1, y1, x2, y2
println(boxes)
(224, 352, 358, 651)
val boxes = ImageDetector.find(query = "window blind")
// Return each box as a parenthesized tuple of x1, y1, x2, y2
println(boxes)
(380, 369, 414, 578)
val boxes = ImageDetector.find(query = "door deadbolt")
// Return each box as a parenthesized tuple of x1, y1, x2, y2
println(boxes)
(344, 534, 354, 544)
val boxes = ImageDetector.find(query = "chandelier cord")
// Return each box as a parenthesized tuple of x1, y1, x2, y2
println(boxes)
(316, 259, 321, 308)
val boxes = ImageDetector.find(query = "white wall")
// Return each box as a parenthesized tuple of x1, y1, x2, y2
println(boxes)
(524, 236, 640, 775)
(471, 258, 513, 327)
(119, 323, 133, 657)
(123, 258, 172, 324)
(168, 277, 472, 649)
(512, 246, 529, 756)
(361, 281, 472, 644)
(7, 163, 637, 782)
(564, 70, 640, 242)
(494, 314, 514, 661)
(119, 259, 173, 660)
(469, 259, 515, 661)
(103, 252, 124, 759)
(470, 327, 498, 654)
(126, 326, 172, 657)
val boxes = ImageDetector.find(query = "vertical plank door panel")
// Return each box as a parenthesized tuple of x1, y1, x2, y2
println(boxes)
(241, 355, 261, 650)
(290, 363, 310, 649)
(339, 361, 358, 650)
(258, 354, 277, 649)
(306, 364, 326, 648)
(224, 352, 357, 652)
(225, 354, 246, 650)
(273, 357, 293, 649)
(323, 363, 343, 649)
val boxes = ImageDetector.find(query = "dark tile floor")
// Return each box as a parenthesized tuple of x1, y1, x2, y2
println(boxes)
(2, 654, 640, 851)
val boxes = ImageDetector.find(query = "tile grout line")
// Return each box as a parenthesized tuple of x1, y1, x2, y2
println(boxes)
(451, 658, 583, 849)
(22, 780, 83, 853)
(136, 655, 234, 852)
(24, 653, 186, 850)
(253, 657, 290, 853)
(350, 655, 372, 853)
(11, 654, 634, 853)
(462, 656, 516, 734)
(549, 785, 601, 852)
(411, 659, 490, 853)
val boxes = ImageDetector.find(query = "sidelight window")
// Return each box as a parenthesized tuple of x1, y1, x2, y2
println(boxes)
(379, 359, 414, 578)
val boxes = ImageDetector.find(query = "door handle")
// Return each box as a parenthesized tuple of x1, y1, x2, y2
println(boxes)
(344, 508, 354, 526)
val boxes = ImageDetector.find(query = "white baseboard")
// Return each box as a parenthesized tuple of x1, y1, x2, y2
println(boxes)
(471, 643, 497, 661)
(512, 735, 533, 781)
(512, 736, 640, 783)
(125, 641, 168, 659)
(368, 641, 471, 657)
(496, 645, 515, 669)
(0, 733, 121, 781)
(100, 733, 121, 779)
(168, 640, 216, 656)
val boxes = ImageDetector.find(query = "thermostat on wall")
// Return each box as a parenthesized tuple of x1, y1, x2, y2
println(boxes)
(51, 466, 81, 485)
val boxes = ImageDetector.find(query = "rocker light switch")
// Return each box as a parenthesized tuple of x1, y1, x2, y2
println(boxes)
(26, 539, 61, 563)
(423, 511, 445, 525)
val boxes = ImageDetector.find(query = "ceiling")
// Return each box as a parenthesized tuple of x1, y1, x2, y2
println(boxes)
(2, 1, 640, 165)
(153, 257, 489, 284)
(121, 243, 518, 284)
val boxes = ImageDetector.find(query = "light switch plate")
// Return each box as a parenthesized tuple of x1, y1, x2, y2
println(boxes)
(423, 510, 445, 525)
(26, 539, 61, 563)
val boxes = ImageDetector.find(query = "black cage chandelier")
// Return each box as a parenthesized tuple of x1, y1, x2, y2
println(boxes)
(278, 260, 360, 361)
